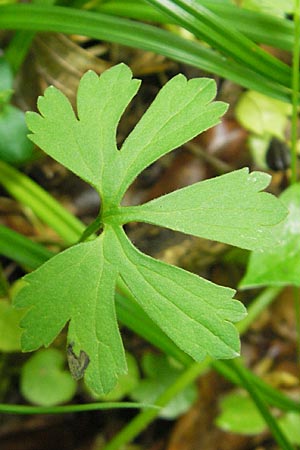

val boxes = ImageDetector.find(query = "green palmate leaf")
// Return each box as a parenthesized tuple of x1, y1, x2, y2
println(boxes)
(14, 63, 286, 395)
(240, 184, 300, 289)
(116, 168, 286, 251)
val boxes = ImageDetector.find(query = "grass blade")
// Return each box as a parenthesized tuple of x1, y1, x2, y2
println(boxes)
(0, 4, 292, 101)
(146, 0, 291, 86)
(0, 224, 53, 269)
(99, 0, 295, 51)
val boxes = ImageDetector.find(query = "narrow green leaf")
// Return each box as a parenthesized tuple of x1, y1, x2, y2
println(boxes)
(0, 223, 53, 269)
(117, 168, 287, 251)
(0, 4, 293, 102)
(14, 235, 126, 395)
(0, 160, 85, 245)
(146, 0, 291, 86)
(109, 75, 227, 203)
(96, 0, 295, 52)
(26, 64, 140, 192)
(240, 183, 300, 288)
(113, 226, 246, 361)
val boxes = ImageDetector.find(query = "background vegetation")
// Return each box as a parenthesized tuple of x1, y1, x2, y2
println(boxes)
(0, 1, 300, 449)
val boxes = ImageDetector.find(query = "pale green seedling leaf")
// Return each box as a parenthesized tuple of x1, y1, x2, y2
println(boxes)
(112, 227, 246, 360)
(279, 413, 300, 445)
(242, 0, 293, 17)
(131, 353, 197, 419)
(108, 74, 228, 203)
(240, 183, 300, 288)
(235, 90, 290, 139)
(26, 64, 140, 191)
(216, 391, 266, 435)
(21, 348, 77, 406)
(117, 168, 287, 251)
(14, 234, 126, 395)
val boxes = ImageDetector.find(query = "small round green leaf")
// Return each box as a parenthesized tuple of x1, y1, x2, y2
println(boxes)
(216, 391, 266, 435)
(21, 348, 77, 406)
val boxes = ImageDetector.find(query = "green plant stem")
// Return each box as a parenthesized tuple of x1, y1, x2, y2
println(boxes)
(231, 359, 295, 450)
(291, 0, 300, 184)
(78, 213, 102, 242)
(102, 359, 210, 450)
(0, 160, 84, 245)
(0, 402, 158, 415)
